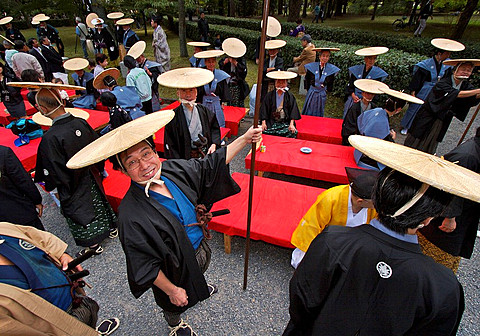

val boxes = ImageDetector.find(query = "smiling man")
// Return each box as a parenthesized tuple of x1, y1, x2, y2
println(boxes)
(67, 112, 262, 336)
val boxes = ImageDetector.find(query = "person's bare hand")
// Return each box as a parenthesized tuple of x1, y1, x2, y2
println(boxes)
(60, 253, 83, 272)
(352, 93, 360, 103)
(261, 121, 267, 131)
(168, 286, 188, 307)
(207, 144, 216, 154)
(390, 129, 396, 140)
(288, 124, 296, 133)
(438, 217, 456, 233)
(244, 126, 262, 143)
(36, 204, 43, 217)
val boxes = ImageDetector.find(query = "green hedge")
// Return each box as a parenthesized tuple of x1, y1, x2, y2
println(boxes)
(5, 19, 73, 30)
(176, 20, 424, 97)
(206, 15, 480, 60)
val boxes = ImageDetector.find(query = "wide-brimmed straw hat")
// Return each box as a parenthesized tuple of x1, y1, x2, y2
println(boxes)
(116, 18, 135, 26)
(312, 47, 340, 52)
(194, 50, 225, 59)
(64, 58, 89, 71)
(349, 135, 480, 202)
(67, 111, 175, 169)
(93, 68, 121, 90)
(260, 16, 282, 38)
(32, 108, 90, 126)
(157, 67, 214, 89)
(379, 87, 424, 105)
(127, 41, 146, 59)
(222, 38, 247, 58)
(265, 39, 286, 50)
(7, 82, 85, 91)
(91, 18, 104, 26)
(0, 17, 13, 25)
(32, 14, 49, 25)
(443, 59, 480, 67)
(266, 70, 297, 80)
(187, 41, 210, 47)
(107, 12, 124, 20)
(354, 79, 389, 94)
(86, 13, 99, 28)
(431, 38, 465, 52)
(355, 47, 389, 56)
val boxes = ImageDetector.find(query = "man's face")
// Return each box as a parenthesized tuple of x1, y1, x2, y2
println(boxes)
(194, 46, 202, 53)
(95, 24, 103, 30)
(362, 92, 375, 102)
(40, 22, 46, 28)
(268, 48, 279, 58)
(177, 87, 197, 101)
(42, 37, 51, 46)
(205, 57, 216, 71)
(6, 23, 11, 29)
(364, 56, 377, 68)
(301, 40, 307, 48)
(275, 79, 288, 89)
(32, 39, 39, 48)
(120, 142, 161, 183)
(75, 70, 84, 76)
(455, 63, 474, 79)
(438, 51, 451, 61)
(151, 20, 157, 28)
(201, 13, 205, 19)
(319, 51, 330, 64)
(123, 25, 129, 31)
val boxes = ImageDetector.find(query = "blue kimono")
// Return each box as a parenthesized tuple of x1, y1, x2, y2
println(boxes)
(112, 86, 145, 120)
(302, 62, 340, 117)
(123, 28, 139, 51)
(201, 69, 230, 127)
(354, 107, 390, 170)
(189, 56, 205, 68)
(343, 65, 388, 117)
(401, 57, 450, 130)
(71, 71, 96, 109)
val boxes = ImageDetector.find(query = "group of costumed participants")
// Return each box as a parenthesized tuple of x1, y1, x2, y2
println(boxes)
(0, 12, 479, 336)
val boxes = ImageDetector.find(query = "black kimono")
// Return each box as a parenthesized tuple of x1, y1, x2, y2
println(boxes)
(196, 77, 231, 105)
(284, 224, 464, 336)
(118, 148, 240, 313)
(34, 114, 103, 227)
(5, 27, 25, 42)
(405, 68, 480, 154)
(262, 56, 284, 99)
(164, 104, 221, 159)
(420, 135, 480, 259)
(109, 104, 132, 129)
(260, 90, 300, 129)
(92, 28, 119, 61)
(0, 146, 43, 230)
(219, 57, 249, 106)
(341, 101, 376, 146)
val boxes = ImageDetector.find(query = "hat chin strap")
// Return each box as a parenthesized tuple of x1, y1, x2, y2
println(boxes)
(137, 168, 164, 197)
(36, 88, 64, 117)
(180, 98, 196, 108)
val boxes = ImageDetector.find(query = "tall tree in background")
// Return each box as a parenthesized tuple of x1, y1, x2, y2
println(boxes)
(178, 0, 188, 57)
(451, 0, 478, 39)
(229, 0, 236, 16)
(288, 0, 302, 21)
(302, 0, 308, 17)
(278, 0, 284, 15)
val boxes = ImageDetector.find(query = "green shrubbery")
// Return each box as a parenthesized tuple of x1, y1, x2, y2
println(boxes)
(7, 19, 73, 30)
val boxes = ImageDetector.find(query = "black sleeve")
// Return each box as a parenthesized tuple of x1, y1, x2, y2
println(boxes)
(305, 70, 314, 91)
(164, 122, 183, 159)
(217, 80, 231, 103)
(5, 147, 42, 205)
(345, 73, 356, 96)
(341, 104, 360, 145)
(196, 86, 206, 104)
(259, 93, 270, 122)
(408, 67, 430, 93)
(324, 74, 335, 93)
(85, 78, 96, 95)
(383, 133, 394, 142)
(276, 57, 284, 71)
(235, 60, 247, 80)
(209, 112, 221, 147)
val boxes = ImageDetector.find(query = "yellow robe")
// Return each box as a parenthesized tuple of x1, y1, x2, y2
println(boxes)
(291, 185, 377, 252)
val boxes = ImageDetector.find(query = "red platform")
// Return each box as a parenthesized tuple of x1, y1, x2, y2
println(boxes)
(153, 127, 231, 153)
(210, 173, 324, 248)
(245, 135, 359, 184)
(0, 126, 40, 172)
(161, 101, 246, 136)
(296, 115, 343, 145)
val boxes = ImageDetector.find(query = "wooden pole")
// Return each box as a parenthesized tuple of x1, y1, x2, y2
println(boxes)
(243, 0, 271, 290)
(457, 103, 480, 146)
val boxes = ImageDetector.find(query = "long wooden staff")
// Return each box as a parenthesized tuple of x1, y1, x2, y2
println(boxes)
(0, 34, 14, 45)
(457, 103, 480, 146)
(243, 0, 271, 290)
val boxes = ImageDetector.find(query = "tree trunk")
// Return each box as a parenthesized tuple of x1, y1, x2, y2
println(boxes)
(288, 0, 303, 21)
(371, 0, 379, 20)
(326, 0, 334, 18)
(451, 0, 479, 40)
(408, 1, 419, 25)
(302, 0, 308, 17)
(278, 0, 284, 15)
(229, 0, 236, 16)
(335, 0, 343, 16)
(178, 0, 188, 57)
(142, 10, 148, 37)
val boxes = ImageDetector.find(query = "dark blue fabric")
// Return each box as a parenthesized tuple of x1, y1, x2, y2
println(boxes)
(0, 235, 72, 310)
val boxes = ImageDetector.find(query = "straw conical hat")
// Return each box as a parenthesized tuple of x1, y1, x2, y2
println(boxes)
(355, 47, 389, 56)
(187, 41, 210, 47)
(91, 18, 104, 26)
(116, 18, 135, 26)
(37, 15, 50, 22)
(431, 38, 465, 52)
(67, 111, 175, 169)
(0, 17, 13, 25)
(354, 79, 389, 94)
(157, 68, 214, 89)
(349, 135, 480, 202)
(64, 58, 89, 71)
(222, 38, 247, 58)
(32, 108, 90, 126)
(443, 59, 480, 67)
(127, 41, 146, 59)
(107, 12, 124, 20)
(379, 87, 424, 105)
(7, 82, 85, 91)
(261, 16, 282, 37)
(86, 13, 99, 28)
(265, 39, 286, 50)
(266, 70, 297, 80)
(93, 68, 121, 90)
(312, 47, 340, 52)
(194, 50, 224, 59)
